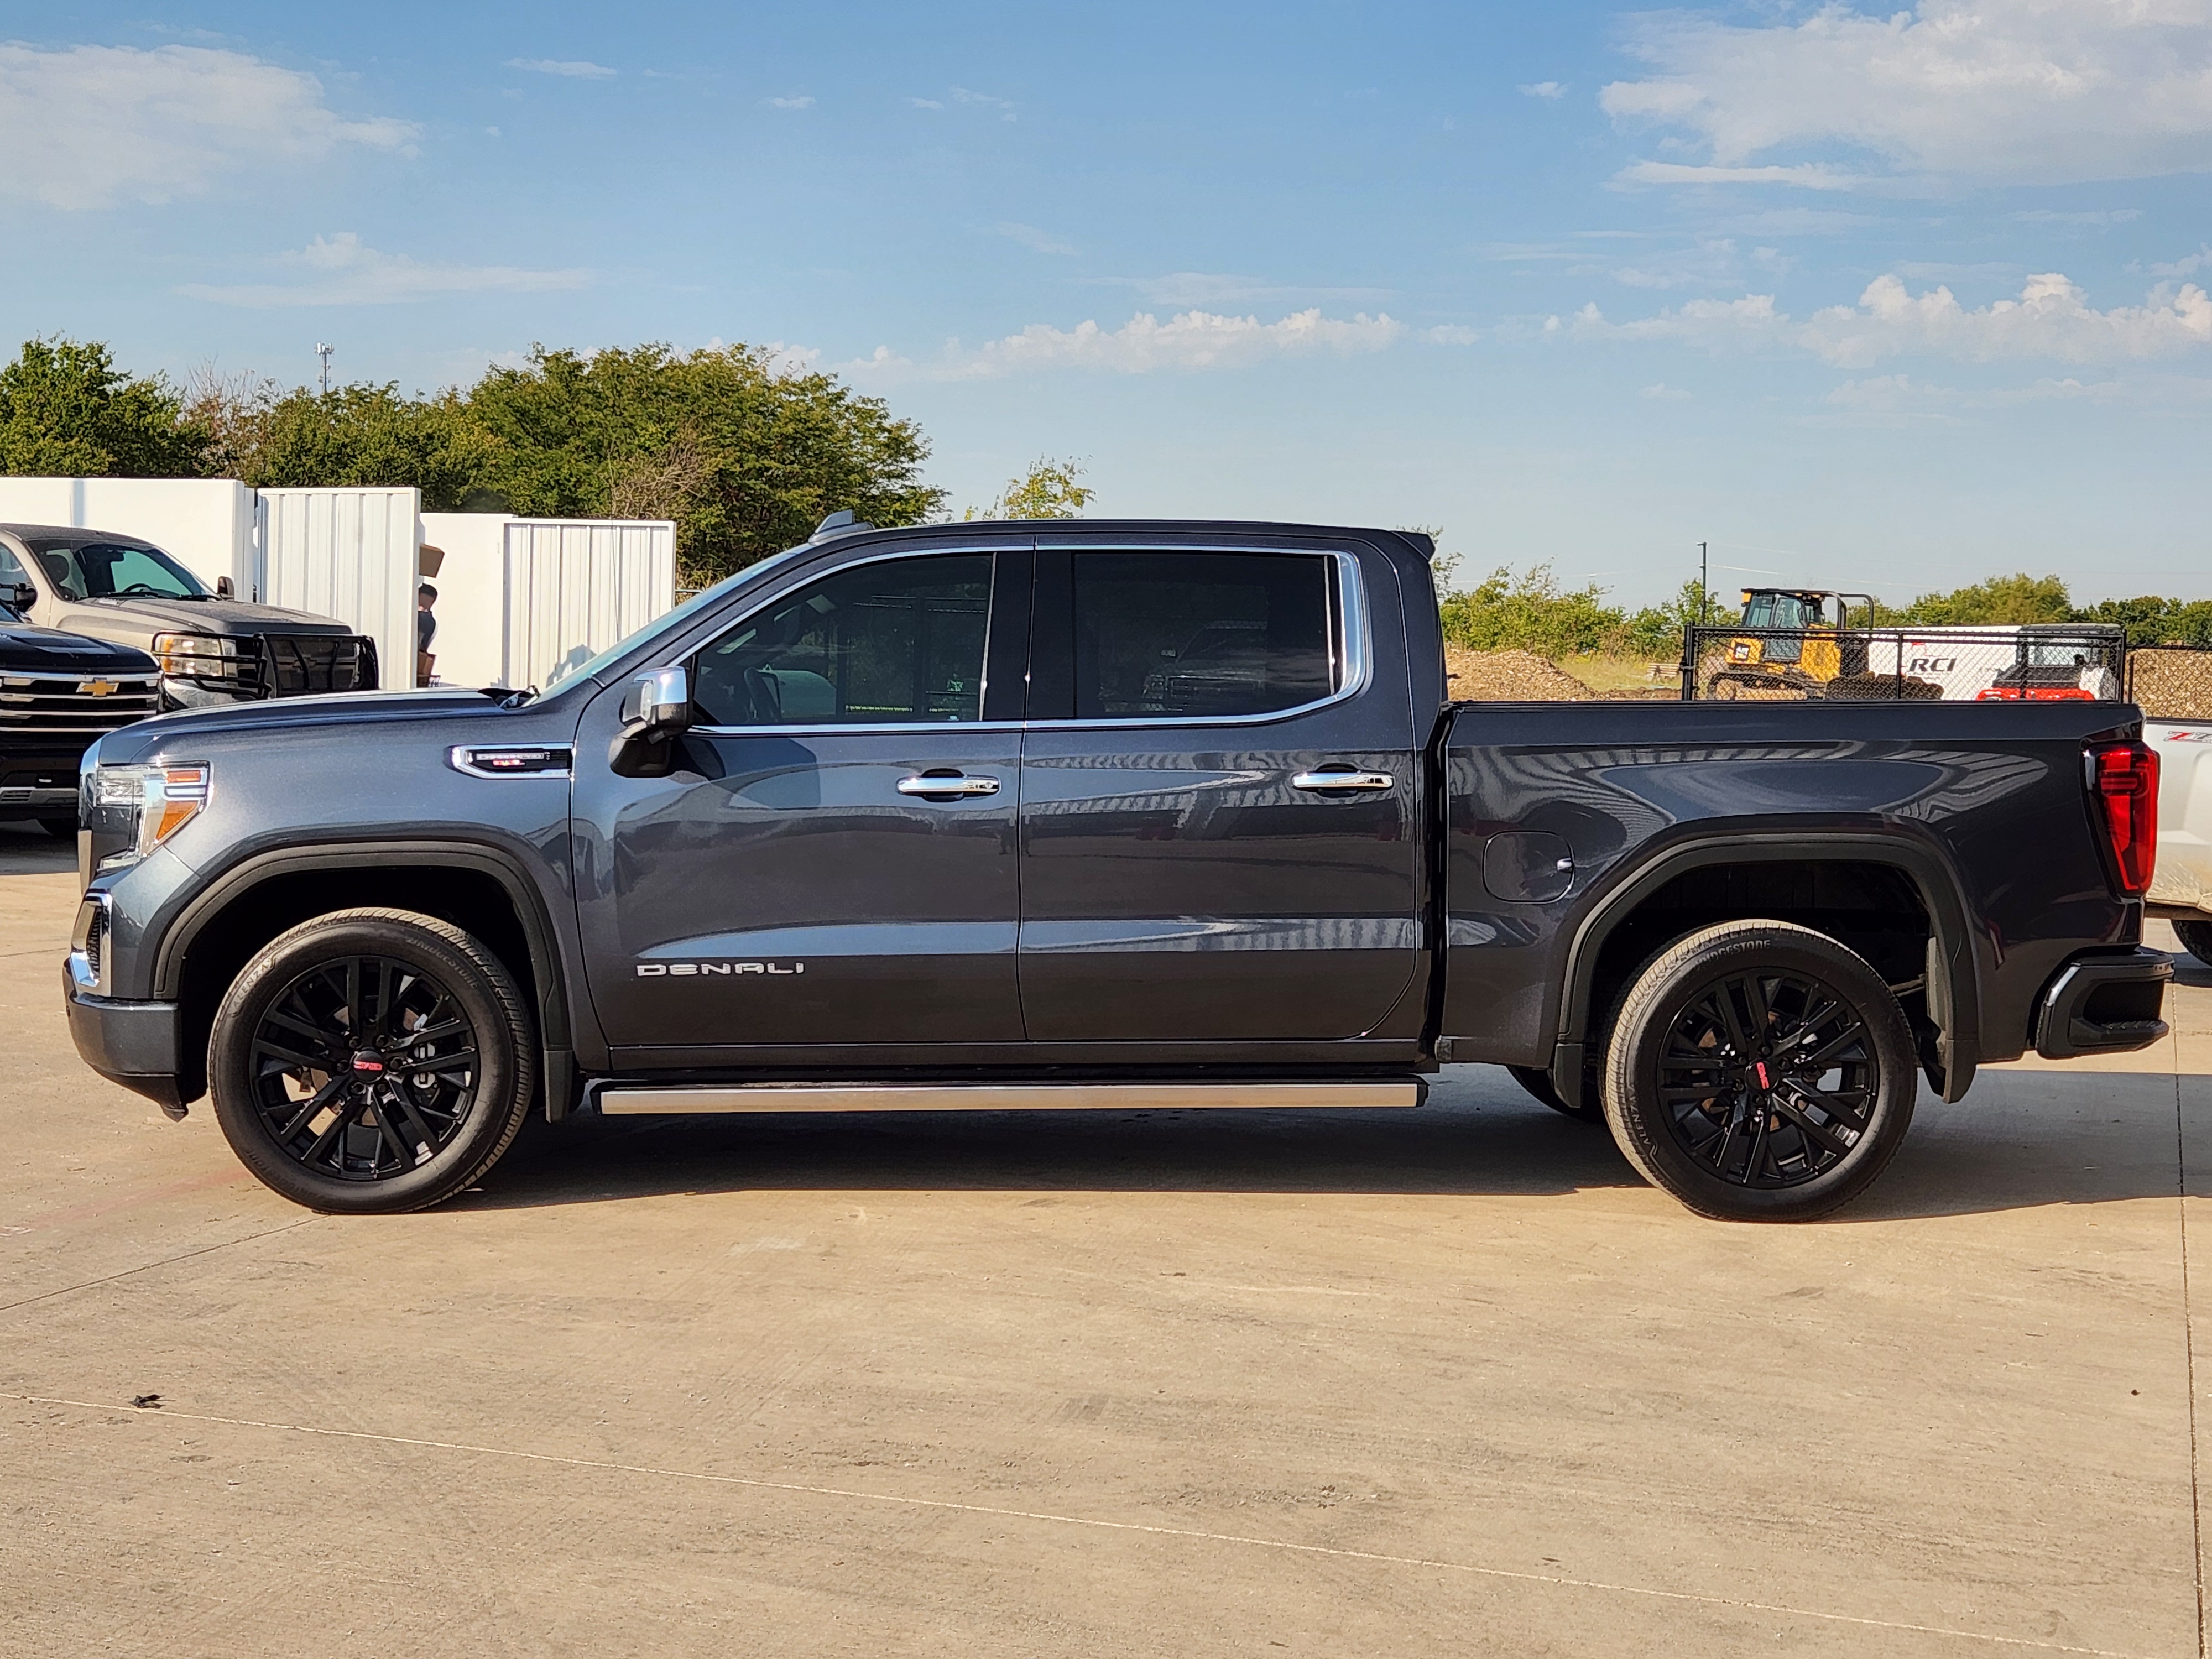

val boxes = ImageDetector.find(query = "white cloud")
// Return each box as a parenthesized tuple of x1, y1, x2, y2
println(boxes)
(845, 308, 1402, 380)
(1615, 160, 1875, 191)
(1641, 383, 1693, 400)
(909, 97, 945, 111)
(1562, 272, 2212, 366)
(2152, 245, 2212, 276)
(994, 222, 1076, 255)
(0, 43, 416, 209)
(178, 232, 592, 307)
(767, 95, 814, 111)
(2015, 207, 2144, 225)
(1601, 1, 2212, 189)
(1827, 370, 2212, 411)
(508, 58, 615, 78)
(1088, 272, 1394, 306)
(1519, 81, 1566, 99)
(952, 86, 1018, 120)
(1427, 325, 1484, 345)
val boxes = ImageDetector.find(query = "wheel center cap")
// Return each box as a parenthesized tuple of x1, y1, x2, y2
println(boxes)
(1752, 1060, 1772, 1091)
(350, 1051, 386, 1074)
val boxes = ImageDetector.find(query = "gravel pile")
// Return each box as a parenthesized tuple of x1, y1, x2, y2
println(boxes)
(1443, 646, 1595, 701)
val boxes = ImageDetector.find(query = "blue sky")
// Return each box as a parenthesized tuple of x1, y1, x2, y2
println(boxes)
(4, 1, 2210, 606)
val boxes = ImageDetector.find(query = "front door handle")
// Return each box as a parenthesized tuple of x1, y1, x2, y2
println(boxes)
(1290, 769, 1395, 792)
(898, 772, 1001, 797)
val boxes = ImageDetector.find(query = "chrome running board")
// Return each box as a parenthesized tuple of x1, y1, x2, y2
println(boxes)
(594, 1080, 1423, 1115)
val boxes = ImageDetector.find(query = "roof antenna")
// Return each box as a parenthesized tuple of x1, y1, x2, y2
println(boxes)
(812, 509, 873, 540)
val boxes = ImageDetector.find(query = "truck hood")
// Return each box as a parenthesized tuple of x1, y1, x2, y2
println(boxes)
(0, 619, 160, 675)
(94, 686, 586, 764)
(64, 595, 362, 636)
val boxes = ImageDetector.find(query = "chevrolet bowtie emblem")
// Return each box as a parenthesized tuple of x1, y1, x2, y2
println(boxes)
(79, 680, 117, 697)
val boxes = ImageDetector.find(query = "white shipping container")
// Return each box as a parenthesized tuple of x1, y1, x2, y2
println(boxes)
(0, 476, 257, 593)
(414, 512, 509, 688)
(502, 518, 676, 691)
(257, 487, 423, 690)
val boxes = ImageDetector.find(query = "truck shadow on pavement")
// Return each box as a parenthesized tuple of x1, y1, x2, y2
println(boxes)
(461, 1063, 2200, 1221)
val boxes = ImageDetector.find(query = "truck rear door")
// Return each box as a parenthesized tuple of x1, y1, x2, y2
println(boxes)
(1015, 536, 1422, 1042)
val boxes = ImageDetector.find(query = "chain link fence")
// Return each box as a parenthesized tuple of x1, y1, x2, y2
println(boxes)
(1679, 624, 2128, 702)
(2126, 645, 2212, 721)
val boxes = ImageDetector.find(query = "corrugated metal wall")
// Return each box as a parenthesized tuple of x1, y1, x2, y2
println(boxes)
(502, 519, 676, 690)
(257, 488, 422, 690)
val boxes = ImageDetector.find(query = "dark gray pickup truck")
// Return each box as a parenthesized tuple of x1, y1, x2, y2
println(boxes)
(62, 519, 2171, 1221)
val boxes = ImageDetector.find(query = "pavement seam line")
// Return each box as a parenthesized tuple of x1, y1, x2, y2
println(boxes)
(0, 1219, 316, 1315)
(2183, 1063, 2207, 1659)
(1, 1390, 2150, 1657)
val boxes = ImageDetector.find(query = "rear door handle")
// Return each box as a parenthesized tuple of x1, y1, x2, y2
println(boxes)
(1291, 769, 1395, 792)
(898, 773, 1001, 797)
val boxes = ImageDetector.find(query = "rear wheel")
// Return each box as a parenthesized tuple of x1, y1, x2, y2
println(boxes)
(208, 908, 535, 1214)
(2174, 919, 2212, 969)
(1602, 920, 1917, 1222)
(1506, 1063, 1603, 1125)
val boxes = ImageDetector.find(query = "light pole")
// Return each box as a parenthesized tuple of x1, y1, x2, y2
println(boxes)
(315, 342, 333, 397)
(1698, 540, 1709, 627)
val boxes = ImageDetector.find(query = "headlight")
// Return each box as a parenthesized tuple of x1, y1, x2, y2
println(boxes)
(153, 633, 248, 682)
(82, 761, 210, 874)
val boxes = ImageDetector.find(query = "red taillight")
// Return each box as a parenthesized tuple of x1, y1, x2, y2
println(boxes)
(1976, 686, 2094, 702)
(2090, 742, 2158, 896)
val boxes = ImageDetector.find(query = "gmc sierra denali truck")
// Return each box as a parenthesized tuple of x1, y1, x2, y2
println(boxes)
(62, 519, 2171, 1222)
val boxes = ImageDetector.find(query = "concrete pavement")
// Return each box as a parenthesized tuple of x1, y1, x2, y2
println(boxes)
(4, 816, 2208, 1657)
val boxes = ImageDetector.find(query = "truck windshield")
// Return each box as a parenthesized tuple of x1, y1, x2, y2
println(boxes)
(24, 537, 210, 602)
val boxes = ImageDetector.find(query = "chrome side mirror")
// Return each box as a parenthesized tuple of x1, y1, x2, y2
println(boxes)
(215, 576, 236, 599)
(619, 666, 691, 740)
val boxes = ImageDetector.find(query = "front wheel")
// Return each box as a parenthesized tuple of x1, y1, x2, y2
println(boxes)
(1602, 920, 1917, 1221)
(2174, 919, 2212, 969)
(208, 908, 535, 1214)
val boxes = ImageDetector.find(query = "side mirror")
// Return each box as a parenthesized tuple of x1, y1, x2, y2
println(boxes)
(8, 582, 33, 611)
(215, 576, 235, 599)
(619, 666, 691, 742)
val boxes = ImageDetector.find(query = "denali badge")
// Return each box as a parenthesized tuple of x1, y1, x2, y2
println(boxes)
(637, 961, 806, 977)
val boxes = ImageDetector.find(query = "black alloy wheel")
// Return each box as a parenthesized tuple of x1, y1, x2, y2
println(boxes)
(1603, 919, 1917, 1222)
(2174, 919, 2212, 970)
(249, 953, 479, 1180)
(1651, 968, 1874, 1186)
(210, 909, 535, 1214)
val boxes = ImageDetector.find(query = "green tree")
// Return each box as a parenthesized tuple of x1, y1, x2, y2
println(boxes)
(1896, 573, 2075, 625)
(1439, 564, 1632, 657)
(964, 456, 1094, 519)
(234, 382, 486, 508)
(462, 344, 945, 585)
(0, 337, 210, 477)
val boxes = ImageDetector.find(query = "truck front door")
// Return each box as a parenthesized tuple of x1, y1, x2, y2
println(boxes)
(1016, 539, 1422, 1042)
(572, 547, 1029, 1056)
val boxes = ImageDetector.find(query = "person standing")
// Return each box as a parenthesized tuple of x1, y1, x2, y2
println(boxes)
(416, 581, 438, 686)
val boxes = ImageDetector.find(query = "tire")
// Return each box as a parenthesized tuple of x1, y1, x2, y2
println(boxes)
(2174, 919, 2212, 969)
(1602, 919, 1917, 1222)
(208, 908, 535, 1214)
(36, 817, 75, 838)
(1506, 1063, 1604, 1125)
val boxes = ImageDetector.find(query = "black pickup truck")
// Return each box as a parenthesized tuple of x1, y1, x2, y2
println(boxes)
(62, 519, 2170, 1222)
(1, 596, 159, 834)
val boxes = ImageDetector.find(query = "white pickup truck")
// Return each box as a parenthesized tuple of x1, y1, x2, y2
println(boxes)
(2150, 717, 2212, 964)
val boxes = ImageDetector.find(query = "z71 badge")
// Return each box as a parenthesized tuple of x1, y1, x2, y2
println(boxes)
(636, 961, 806, 977)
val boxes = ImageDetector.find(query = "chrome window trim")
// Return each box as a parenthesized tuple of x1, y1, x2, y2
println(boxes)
(687, 545, 1369, 738)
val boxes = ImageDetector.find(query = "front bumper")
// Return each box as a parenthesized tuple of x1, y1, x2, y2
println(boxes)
(2033, 947, 2173, 1060)
(64, 959, 189, 1118)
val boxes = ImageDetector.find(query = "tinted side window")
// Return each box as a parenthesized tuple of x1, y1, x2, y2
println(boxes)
(691, 554, 992, 727)
(1071, 552, 1335, 720)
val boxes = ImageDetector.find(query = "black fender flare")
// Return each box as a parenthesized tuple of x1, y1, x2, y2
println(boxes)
(1551, 831, 1980, 1107)
(154, 838, 588, 1117)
